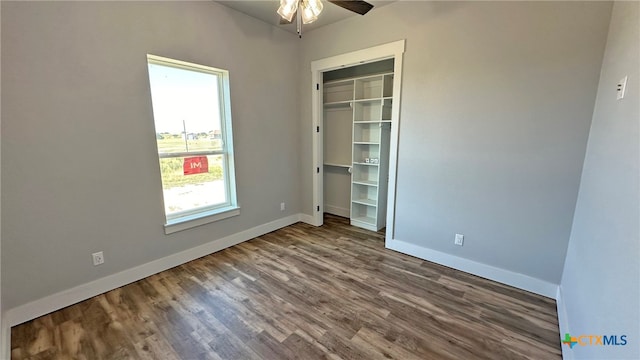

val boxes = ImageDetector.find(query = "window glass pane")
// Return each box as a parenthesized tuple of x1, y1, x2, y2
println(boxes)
(156, 132, 224, 153)
(148, 63, 224, 154)
(160, 154, 227, 217)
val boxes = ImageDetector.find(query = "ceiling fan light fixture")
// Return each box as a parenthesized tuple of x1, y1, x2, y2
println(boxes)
(301, 0, 323, 24)
(277, 0, 299, 23)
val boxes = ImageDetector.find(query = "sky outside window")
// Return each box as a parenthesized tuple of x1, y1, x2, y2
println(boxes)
(148, 63, 222, 136)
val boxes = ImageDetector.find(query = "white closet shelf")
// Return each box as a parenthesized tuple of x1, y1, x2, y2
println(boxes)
(353, 179, 378, 186)
(324, 163, 351, 168)
(352, 198, 377, 206)
(324, 101, 352, 108)
(351, 216, 376, 226)
(324, 71, 393, 86)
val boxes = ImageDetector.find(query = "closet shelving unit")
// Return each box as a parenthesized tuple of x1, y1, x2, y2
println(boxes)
(323, 72, 393, 231)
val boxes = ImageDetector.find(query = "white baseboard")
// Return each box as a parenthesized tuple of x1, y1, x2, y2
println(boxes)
(298, 213, 318, 226)
(324, 205, 350, 218)
(6, 214, 303, 327)
(556, 286, 571, 360)
(386, 238, 558, 298)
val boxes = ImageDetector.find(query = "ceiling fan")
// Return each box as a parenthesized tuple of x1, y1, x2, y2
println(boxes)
(277, 0, 374, 37)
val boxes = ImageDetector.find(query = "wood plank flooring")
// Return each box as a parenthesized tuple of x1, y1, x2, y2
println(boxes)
(11, 214, 561, 359)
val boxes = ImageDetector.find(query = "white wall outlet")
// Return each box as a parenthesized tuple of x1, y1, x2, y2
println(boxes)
(617, 76, 628, 100)
(454, 234, 464, 246)
(280, 202, 286, 211)
(92, 251, 104, 266)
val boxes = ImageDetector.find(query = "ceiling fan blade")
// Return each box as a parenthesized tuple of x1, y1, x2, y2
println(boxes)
(328, 0, 374, 15)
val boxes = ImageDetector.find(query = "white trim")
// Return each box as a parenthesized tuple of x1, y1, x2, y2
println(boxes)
(386, 238, 558, 298)
(384, 48, 404, 241)
(6, 214, 302, 327)
(312, 65, 323, 224)
(310, 40, 405, 73)
(298, 213, 318, 226)
(164, 206, 240, 234)
(310, 40, 406, 230)
(324, 205, 350, 218)
(147, 54, 240, 234)
(148, 54, 227, 75)
(556, 286, 572, 360)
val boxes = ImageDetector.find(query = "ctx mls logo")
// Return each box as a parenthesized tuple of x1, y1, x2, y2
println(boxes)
(562, 333, 627, 349)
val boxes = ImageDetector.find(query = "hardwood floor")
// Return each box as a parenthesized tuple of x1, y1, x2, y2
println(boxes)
(11, 214, 561, 359)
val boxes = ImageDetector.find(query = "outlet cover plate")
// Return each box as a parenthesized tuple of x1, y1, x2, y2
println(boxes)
(454, 234, 464, 246)
(617, 76, 628, 100)
(92, 251, 104, 266)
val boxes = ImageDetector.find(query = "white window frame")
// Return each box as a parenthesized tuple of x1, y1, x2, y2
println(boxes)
(147, 54, 239, 234)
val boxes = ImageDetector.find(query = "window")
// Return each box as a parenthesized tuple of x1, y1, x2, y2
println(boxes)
(147, 55, 239, 233)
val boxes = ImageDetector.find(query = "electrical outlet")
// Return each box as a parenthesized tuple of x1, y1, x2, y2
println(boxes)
(454, 234, 464, 246)
(280, 202, 286, 211)
(617, 76, 628, 100)
(92, 251, 104, 266)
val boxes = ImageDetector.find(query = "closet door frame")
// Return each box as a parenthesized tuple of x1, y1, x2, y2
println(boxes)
(310, 40, 405, 241)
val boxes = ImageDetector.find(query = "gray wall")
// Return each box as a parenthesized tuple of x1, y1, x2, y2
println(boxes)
(299, 2, 612, 284)
(1, 1, 300, 310)
(560, 2, 639, 359)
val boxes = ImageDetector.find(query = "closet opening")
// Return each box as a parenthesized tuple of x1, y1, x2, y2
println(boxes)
(323, 59, 393, 232)
(310, 40, 405, 241)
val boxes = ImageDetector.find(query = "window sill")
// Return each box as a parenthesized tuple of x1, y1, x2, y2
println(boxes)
(164, 206, 240, 234)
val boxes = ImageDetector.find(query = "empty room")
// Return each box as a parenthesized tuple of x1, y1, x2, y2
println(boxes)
(1, 1, 638, 359)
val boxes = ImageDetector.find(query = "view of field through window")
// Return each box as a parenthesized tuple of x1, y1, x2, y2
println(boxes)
(148, 60, 229, 217)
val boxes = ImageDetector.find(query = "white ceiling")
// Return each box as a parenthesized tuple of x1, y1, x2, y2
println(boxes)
(216, 0, 396, 34)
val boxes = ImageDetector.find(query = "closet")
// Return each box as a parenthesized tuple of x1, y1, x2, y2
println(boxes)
(323, 59, 394, 231)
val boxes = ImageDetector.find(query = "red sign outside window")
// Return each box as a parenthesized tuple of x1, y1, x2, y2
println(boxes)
(183, 156, 209, 175)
